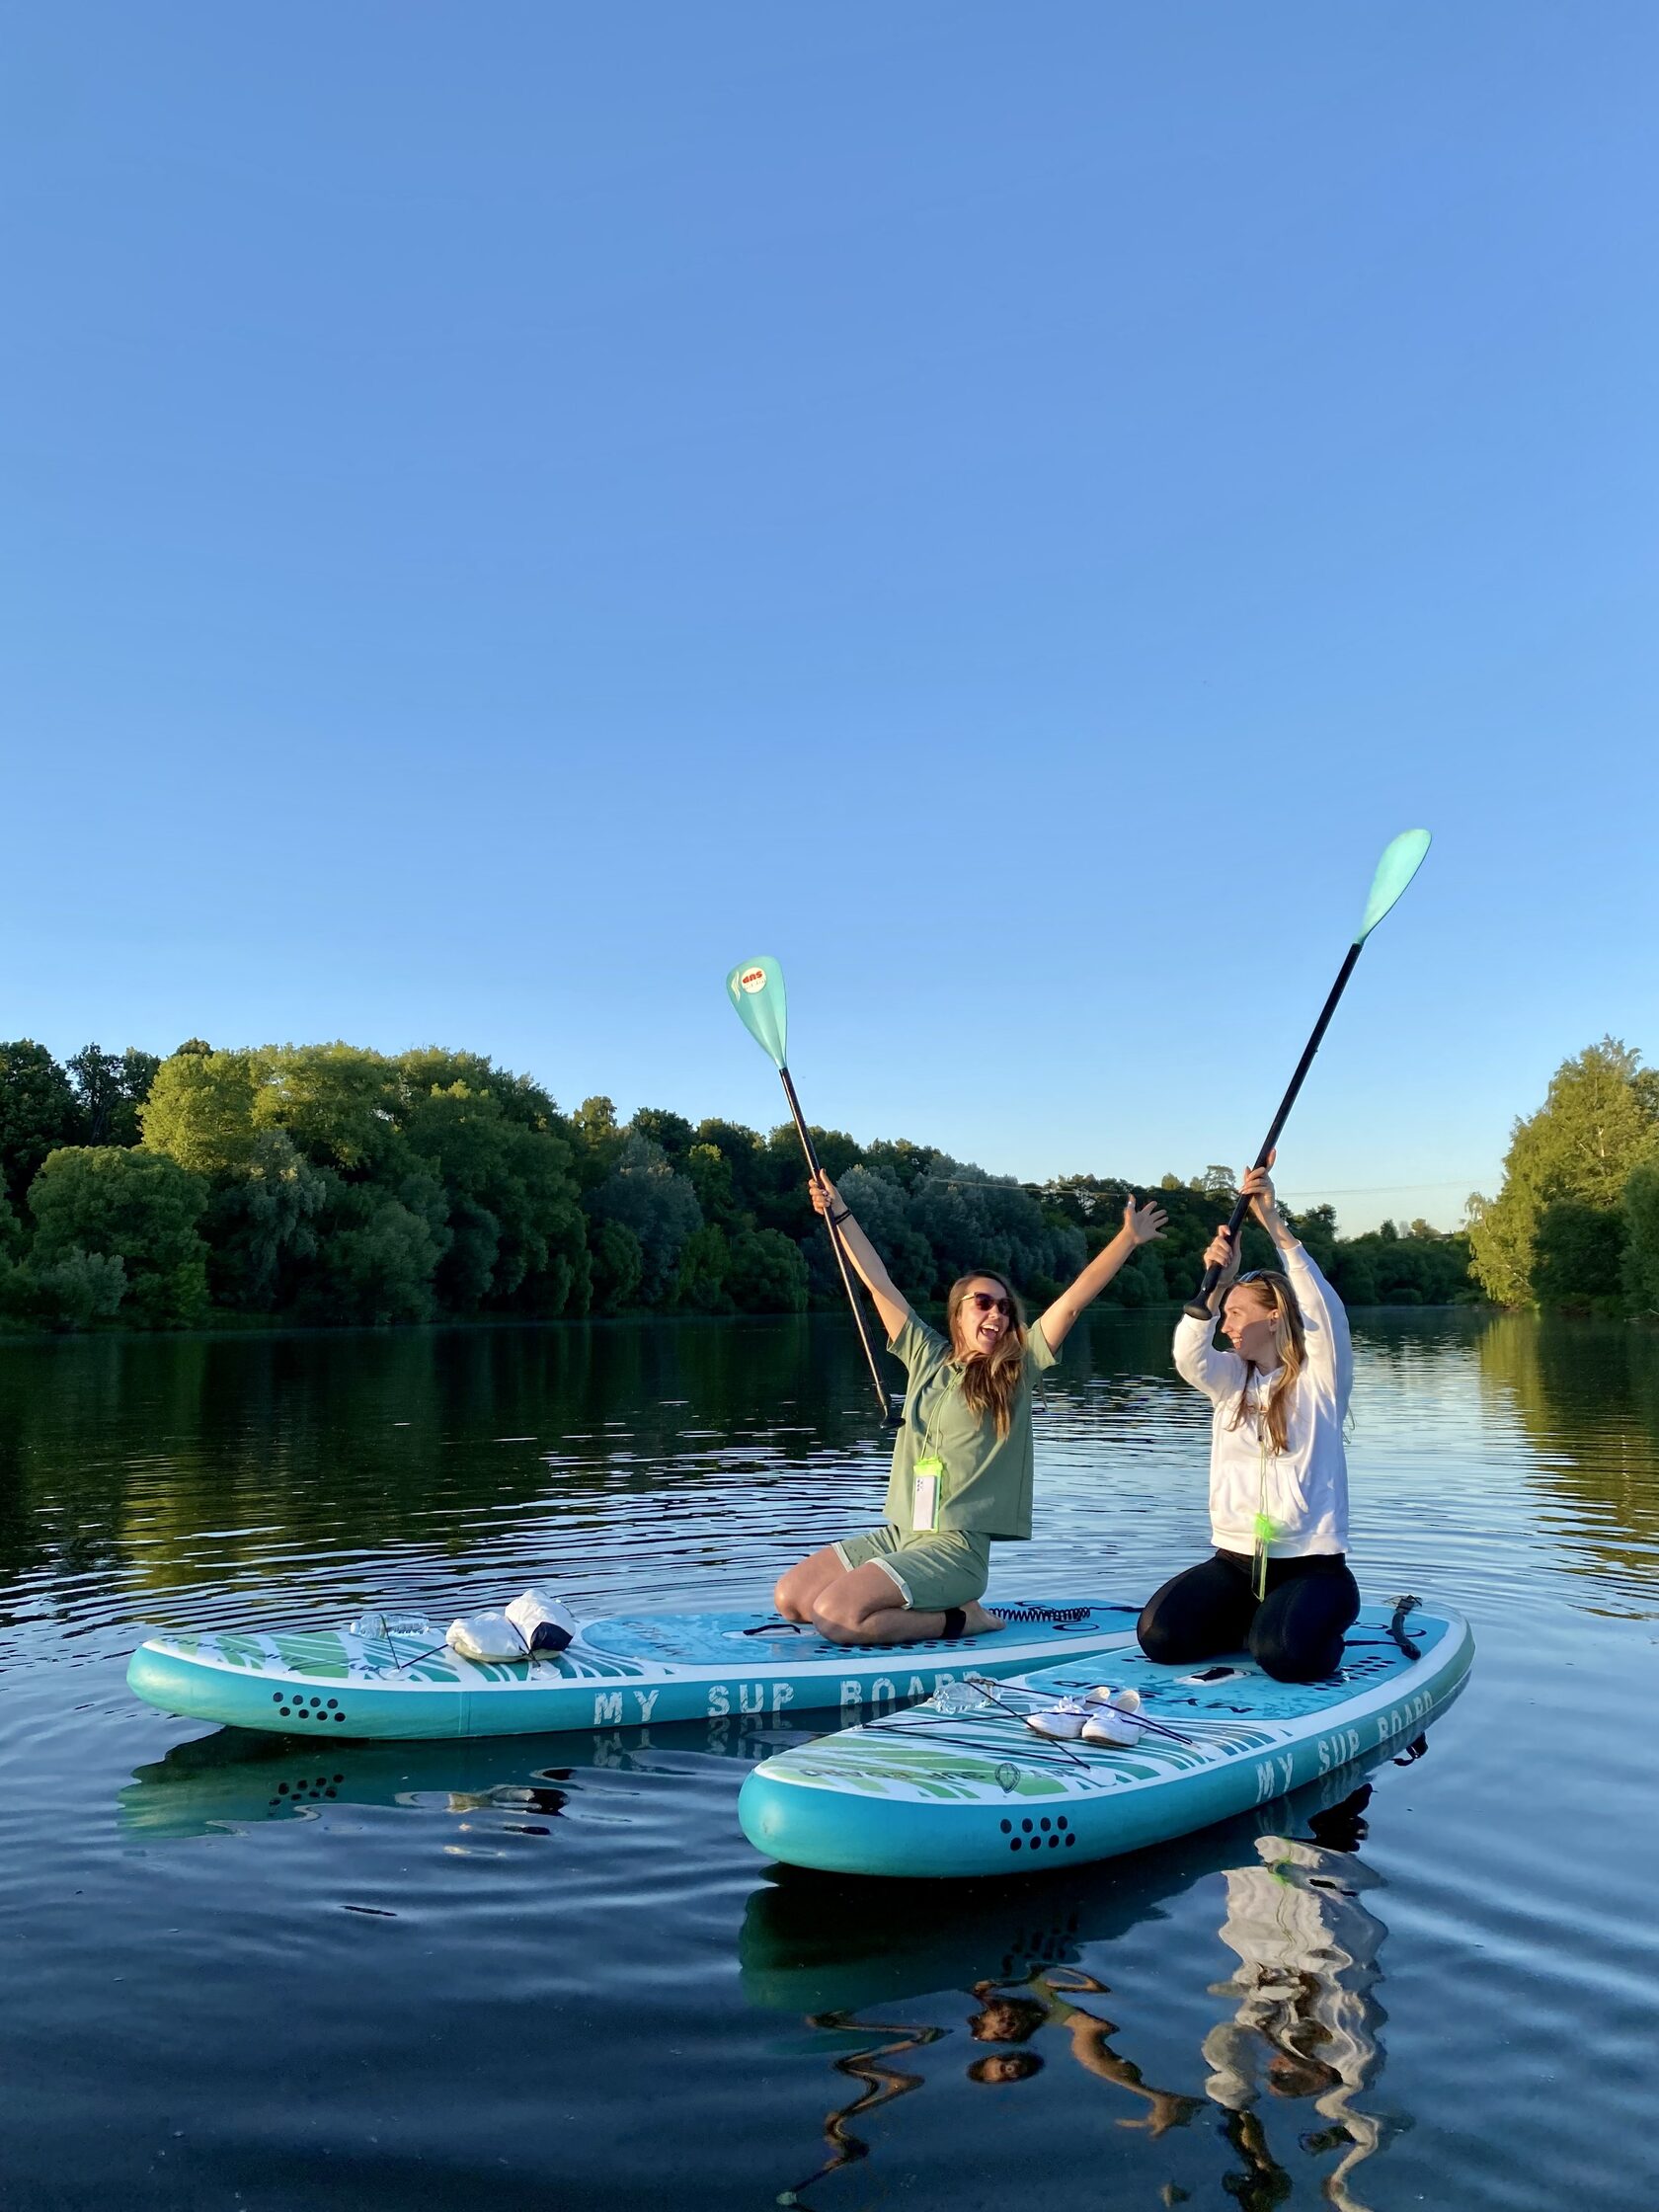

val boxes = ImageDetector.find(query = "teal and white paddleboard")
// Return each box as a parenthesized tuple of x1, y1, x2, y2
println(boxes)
(126, 1598, 1140, 1743)
(739, 1600, 1472, 1878)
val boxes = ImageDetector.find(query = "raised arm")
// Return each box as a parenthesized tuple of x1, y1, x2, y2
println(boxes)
(807, 1172, 912, 1344)
(1039, 1196, 1167, 1352)
(1171, 1218, 1244, 1398)
(1243, 1159, 1350, 1404)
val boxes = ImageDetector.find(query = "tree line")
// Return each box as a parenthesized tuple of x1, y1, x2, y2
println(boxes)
(1468, 1037, 1659, 1316)
(0, 1036, 1474, 1332)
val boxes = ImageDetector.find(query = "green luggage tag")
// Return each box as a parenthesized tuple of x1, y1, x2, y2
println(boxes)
(913, 1456, 944, 1534)
(1252, 1510, 1278, 1600)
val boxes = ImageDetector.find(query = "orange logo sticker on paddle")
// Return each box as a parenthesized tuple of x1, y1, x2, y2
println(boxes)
(739, 968, 767, 993)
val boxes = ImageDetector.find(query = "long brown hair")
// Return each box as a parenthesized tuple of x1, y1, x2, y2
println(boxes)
(945, 1272, 1028, 1440)
(1224, 1270, 1307, 1455)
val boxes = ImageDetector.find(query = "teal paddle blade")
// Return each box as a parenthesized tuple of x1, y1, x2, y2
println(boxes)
(727, 956, 789, 1069)
(1354, 829, 1431, 944)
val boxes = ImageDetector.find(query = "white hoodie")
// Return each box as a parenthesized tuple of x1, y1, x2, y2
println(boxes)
(1171, 1240, 1351, 1557)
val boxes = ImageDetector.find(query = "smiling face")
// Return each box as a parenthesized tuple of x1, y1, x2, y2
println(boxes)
(951, 1276, 1013, 1359)
(1221, 1280, 1282, 1369)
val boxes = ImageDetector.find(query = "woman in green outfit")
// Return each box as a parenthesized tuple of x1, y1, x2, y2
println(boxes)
(775, 1171, 1167, 1646)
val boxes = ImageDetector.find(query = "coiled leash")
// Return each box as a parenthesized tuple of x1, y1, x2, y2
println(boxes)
(1385, 1593, 1422, 1660)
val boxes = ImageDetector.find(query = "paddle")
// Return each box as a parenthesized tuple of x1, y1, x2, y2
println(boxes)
(1182, 828, 1432, 1321)
(726, 957, 900, 1425)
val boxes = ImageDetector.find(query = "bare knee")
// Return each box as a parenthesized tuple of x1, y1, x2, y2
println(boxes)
(811, 1586, 882, 1645)
(773, 1571, 811, 1621)
(775, 1550, 837, 1622)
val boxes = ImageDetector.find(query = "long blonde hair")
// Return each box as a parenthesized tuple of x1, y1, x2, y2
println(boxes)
(1225, 1269, 1306, 1455)
(946, 1271, 1028, 1441)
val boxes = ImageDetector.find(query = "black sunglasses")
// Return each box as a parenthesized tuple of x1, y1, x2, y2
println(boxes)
(965, 1291, 1012, 1316)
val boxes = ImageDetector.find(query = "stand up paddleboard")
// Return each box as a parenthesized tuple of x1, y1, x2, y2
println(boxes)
(126, 1599, 1141, 1743)
(739, 1599, 1472, 1878)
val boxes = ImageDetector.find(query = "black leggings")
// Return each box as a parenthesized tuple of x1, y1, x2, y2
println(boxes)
(1137, 1551, 1360, 1684)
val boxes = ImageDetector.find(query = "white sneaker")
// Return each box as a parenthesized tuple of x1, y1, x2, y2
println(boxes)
(1027, 1699, 1090, 1740)
(1081, 1706, 1143, 1748)
(1083, 1685, 1142, 1712)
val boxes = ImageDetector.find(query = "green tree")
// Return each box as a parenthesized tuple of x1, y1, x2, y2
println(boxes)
(294, 1184, 445, 1325)
(0, 1245, 128, 1331)
(1622, 1161, 1659, 1317)
(1470, 1039, 1659, 1305)
(693, 1119, 766, 1213)
(396, 1049, 560, 1133)
(251, 1043, 408, 1174)
(1533, 1200, 1625, 1310)
(726, 1226, 809, 1313)
(141, 1049, 262, 1174)
(402, 1083, 585, 1314)
(630, 1107, 694, 1160)
(204, 1130, 332, 1310)
(28, 1146, 210, 1324)
(569, 1096, 624, 1192)
(584, 1134, 703, 1304)
(66, 1045, 162, 1147)
(673, 1224, 733, 1312)
(1327, 1219, 1473, 1305)
(587, 1219, 644, 1314)
(0, 1041, 82, 1205)
(682, 1142, 740, 1228)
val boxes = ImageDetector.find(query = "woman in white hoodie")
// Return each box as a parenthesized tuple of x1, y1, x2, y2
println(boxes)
(1139, 1157, 1359, 1683)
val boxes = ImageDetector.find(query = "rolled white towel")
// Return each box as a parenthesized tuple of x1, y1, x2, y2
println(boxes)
(446, 1611, 529, 1662)
(506, 1590, 579, 1655)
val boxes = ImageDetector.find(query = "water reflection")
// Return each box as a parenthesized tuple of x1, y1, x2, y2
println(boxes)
(119, 1710, 808, 1842)
(750, 1764, 1405, 2212)
(1204, 1787, 1392, 2212)
(1475, 1315, 1659, 1606)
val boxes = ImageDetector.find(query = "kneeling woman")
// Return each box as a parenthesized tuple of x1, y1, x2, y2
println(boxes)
(1140, 1159, 1359, 1684)
(776, 1172, 1167, 1647)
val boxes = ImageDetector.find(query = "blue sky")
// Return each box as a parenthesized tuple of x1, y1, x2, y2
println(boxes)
(3, 4, 1654, 1230)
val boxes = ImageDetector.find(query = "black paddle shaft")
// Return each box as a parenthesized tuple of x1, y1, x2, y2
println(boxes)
(777, 1067, 902, 1426)
(1182, 940, 1363, 1320)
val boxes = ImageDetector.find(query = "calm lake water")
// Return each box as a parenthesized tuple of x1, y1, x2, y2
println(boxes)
(2, 1308, 1655, 2211)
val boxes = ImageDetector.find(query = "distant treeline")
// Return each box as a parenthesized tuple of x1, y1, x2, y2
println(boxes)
(1469, 1037, 1659, 1317)
(0, 1038, 1474, 1332)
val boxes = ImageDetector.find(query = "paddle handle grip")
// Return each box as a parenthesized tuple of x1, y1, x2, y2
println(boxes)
(1181, 941, 1363, 1320)
(779, 1068, 902, 1426)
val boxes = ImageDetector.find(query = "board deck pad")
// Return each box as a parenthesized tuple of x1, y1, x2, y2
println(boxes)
(738, 1601, 1473, 1878)
(125, 1598, 1143, 1742)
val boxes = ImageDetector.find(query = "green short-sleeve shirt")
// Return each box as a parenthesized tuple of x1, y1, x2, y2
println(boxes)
(881, 1310, 1059, 1540)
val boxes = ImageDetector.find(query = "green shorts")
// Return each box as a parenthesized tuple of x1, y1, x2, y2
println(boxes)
(831, 1525, 991, 1612)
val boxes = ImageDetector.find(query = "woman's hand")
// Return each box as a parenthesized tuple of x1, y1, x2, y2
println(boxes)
(1122, 1196, 1168, 1246)
(1203, 1224, 1239, 1276)
(807, 1170, 842, 1219)
(1241, 1150, 1282, 1230)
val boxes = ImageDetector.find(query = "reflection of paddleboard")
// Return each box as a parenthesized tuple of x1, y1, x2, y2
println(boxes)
(118, 1711, 812, 1843)
(740, 1602, 1472, 1878)
(126, 1598, 1141, 1743)
(739, 1762, 1385, 2018)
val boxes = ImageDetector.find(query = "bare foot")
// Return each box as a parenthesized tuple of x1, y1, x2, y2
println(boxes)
(961, 1600, 1007, 1638)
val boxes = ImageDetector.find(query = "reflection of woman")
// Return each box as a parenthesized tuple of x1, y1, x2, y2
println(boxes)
(784, 2010, 941, 2203)
(1140, 1158, 1360, 1682)
(775, 1172, 1166, 1647)
(1202, 1820, 1391, 2212)
(967, 1971, 1200, 2133)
